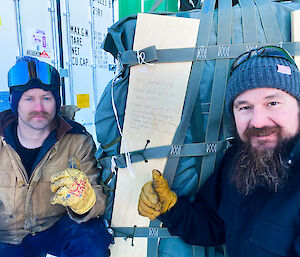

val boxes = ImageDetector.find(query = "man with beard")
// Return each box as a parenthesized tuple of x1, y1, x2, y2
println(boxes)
(0, 56, 112, 256)
(138, 46, 300, 257)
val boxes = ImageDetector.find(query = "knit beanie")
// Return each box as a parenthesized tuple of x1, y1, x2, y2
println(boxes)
(9, 56, 61, 115)
(225, 55, 300, 116)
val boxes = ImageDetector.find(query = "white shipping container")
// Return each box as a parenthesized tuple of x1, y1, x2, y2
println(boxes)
(0, 0, 116, 141)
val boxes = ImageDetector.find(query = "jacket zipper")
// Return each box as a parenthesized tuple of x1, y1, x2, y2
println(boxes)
(2, 138, 28, 184)
(24, 143, 58, 230)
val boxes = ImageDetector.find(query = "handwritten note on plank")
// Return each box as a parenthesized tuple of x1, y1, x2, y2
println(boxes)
(110, 13, 200, 257)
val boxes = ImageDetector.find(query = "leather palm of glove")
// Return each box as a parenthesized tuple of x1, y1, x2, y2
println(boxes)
(138, 169, 177, 220)
(50, 168, 96, 215)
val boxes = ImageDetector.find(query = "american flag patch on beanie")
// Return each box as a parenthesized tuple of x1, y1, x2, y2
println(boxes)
(277, 64, 291, 75)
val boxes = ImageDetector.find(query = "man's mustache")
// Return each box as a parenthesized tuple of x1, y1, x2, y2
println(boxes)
(28, 112, 51, 120)
(243, 125, 281, 139)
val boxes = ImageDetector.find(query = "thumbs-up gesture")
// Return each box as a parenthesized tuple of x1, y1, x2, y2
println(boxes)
(138, 169, 177, 220)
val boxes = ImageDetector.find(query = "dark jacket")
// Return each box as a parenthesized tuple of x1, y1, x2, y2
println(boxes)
(0, 110, 106, 244)
(159, 143, 300, 257)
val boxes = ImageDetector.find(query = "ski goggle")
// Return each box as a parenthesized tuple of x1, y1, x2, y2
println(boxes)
(230, 46, 298, 75)
(8, 60, 60, 90)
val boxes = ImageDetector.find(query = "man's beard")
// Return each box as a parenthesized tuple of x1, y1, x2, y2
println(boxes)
(231, 125, 299, 195)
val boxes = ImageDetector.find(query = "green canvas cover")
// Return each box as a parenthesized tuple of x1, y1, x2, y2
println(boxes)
(95, 1, 300, 256)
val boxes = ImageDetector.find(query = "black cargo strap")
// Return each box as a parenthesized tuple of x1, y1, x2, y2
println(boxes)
(193, 1, 232, 256)
(98, 140, 229, 170)
(112, 226, 177, 239)
(150, 2, 216, 255)
(119, 41, 300, 66)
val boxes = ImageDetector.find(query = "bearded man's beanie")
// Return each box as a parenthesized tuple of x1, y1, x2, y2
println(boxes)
(225, 53, 300, 116)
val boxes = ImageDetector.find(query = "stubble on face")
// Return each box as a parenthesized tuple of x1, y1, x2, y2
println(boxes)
(25, 116, 54, 133)
(17, 89, 57, 132)
(19, 110, 54, 131)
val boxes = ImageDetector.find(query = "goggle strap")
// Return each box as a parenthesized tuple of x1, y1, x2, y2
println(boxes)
(28, 62, 37, 79)
(230, 46, 297, 75)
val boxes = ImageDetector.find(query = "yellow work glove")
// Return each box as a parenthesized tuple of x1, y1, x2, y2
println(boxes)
(138, 180, 162, 220)
(50, 168, 96, 215)
(138, 169, 177, 220)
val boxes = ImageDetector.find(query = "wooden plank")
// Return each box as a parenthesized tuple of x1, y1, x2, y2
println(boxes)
(291, 9, 300, 68)
(109, 13, 199, 257)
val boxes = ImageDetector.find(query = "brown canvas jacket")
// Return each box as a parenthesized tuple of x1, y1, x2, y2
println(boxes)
(0, 110, 106, 244)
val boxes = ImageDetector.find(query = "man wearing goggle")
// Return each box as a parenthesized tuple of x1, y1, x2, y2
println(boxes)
(138, 46, 300, 257)
(0, 56, 112, 256)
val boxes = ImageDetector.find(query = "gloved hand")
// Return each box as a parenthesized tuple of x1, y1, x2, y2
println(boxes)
(138, 169, 177, 220)
(50, 168, 96, 215)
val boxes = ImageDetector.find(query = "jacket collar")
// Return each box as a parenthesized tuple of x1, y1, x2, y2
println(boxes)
(287, 140, 300, 168)
(0, 110, 17, 137)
